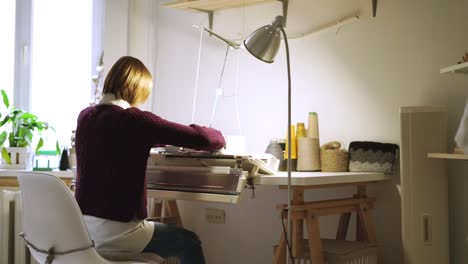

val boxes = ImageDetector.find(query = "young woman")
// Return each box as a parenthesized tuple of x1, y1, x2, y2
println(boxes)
(75, 56, 225, 264)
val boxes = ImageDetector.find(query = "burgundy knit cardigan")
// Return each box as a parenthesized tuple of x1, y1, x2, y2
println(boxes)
(75, 105, 225, 222)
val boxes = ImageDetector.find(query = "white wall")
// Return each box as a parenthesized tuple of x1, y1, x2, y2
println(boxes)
(106, 0, 468, 263)
(103, 0, 157, 110)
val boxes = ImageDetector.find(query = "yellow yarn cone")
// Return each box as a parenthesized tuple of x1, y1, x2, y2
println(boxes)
(297, 122, 306, 138)
(284, 125, 297, 160)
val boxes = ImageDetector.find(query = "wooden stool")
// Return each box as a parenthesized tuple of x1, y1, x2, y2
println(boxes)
(273, 185, 376, 264)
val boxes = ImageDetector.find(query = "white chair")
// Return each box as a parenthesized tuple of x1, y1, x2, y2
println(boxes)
(17, 172, 164, 264)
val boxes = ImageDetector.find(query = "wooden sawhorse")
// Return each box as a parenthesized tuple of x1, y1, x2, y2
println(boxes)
(148, 199, 184, 227)
(273, 184, 376, 264)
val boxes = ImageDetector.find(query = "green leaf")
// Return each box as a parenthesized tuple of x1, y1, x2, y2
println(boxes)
(25, 132, 33, 144)
(55, 140, 60, 154)
(36, 138, 44, 153)
(0, 115, 10, 127)
(1, 90, 9, 109)
(8, 133, 15, 147)
(18, 112, 37, 120)
(1, 147, 11, 165)
(10, 109, 23, 117)
(0, 131, 6, 147)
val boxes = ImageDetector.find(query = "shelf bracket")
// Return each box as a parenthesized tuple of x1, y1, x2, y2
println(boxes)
(372, 0, 377, 17)
(277, 0, 289, 26)
(192, 8, 214, 32)
(191, 1, 289, 30)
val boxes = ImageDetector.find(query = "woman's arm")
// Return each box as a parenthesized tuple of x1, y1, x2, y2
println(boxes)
(132, 109, 225, 151)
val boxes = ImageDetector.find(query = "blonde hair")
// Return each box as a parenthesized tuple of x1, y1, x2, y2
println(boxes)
(103, 56, 153, 106)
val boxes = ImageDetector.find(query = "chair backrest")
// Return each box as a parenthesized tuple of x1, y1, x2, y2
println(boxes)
(17, 172, 97, 262)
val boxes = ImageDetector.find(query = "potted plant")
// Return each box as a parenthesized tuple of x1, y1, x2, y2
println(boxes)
(0, 90, 59, 170)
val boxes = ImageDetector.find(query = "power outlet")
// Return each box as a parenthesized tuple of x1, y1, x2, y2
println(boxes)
(206, 208, 225, 224)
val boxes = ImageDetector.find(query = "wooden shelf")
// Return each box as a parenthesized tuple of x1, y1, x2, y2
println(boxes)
(440, 61, 468, 74)
(164, 0, 277, 12)
(427, 153, 468, 160)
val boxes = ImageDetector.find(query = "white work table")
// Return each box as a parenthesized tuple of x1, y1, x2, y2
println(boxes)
(254, 171, 389, 186)
(0, 169, 389, 190)
(146, 170, 390, 264)
(146, 171, 390, 204)
(0, 169, 75, 187)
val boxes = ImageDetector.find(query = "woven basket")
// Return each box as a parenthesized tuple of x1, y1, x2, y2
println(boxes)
(320, 142, 349, 172)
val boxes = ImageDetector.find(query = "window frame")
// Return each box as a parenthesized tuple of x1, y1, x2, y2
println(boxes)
(13, 0, 104, 111)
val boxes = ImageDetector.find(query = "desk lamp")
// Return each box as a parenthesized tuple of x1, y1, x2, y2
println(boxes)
(244, 15, 293, 262)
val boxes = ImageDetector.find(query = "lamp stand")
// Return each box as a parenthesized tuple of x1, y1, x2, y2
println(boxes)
(280, 26, 293, 264)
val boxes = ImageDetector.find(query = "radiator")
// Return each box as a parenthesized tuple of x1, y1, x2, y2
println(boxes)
(0, 190, 31, 264)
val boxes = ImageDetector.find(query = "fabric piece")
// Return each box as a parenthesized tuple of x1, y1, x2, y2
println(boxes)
(348, 141, 398, 174)
(455, 99, 468, 153)
(83, 215, 154, 254)
(75, 101, 225, 222)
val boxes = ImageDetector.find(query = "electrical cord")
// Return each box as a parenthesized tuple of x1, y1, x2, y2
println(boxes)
(282, 208, 295, 264)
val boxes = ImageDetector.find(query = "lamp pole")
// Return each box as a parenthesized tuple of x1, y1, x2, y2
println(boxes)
(243, 16, 294, 263)
(280, 25, 293, 264)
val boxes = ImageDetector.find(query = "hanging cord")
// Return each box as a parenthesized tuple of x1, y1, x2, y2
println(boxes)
(19, 232, 94, 264)
(209, 45, 230, 127)
(191, 24, 205, 124)
(233, 48, 243, 135)
(281, 209, 295, 264)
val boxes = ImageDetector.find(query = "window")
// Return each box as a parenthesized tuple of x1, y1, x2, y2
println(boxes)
(0, 0, 16, 99)
(31, 0, 93, 147)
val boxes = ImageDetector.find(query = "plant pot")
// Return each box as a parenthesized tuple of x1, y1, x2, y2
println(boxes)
(0, 147, 34, 170)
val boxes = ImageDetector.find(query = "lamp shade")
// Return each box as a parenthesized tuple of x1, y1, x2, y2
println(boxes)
(243, 16, 284, 63)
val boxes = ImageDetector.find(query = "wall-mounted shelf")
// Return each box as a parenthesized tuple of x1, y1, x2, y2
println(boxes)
(165, 0, 277, 12)
(440, 61, 468, 74)
(164, 0, 378, 30)
(427, 153, 468, 160)
(165, 0, 288, 30)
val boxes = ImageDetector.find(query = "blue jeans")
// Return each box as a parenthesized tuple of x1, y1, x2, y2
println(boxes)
(143, 222, 206, 264)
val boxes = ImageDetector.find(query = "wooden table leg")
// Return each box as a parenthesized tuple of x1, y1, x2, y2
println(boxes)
(306, 212, 325, 264)
(291, 190, 304, 257)
(147, 198, 163, 219)
(273, 229, 287, 264)
(336, 212, 351, 240)
(355, 185, 367, 241)
(357, 203, 376, 242)
(153, 200, 162, 218)
(356, 215, 366, 241)
(162, 200, 183, 227)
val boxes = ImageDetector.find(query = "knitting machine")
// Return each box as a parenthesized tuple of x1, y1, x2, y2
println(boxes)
(146, 148, 279, 203)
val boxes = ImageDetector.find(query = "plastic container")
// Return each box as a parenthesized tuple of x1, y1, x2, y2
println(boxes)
(33, 150, 59, 171)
